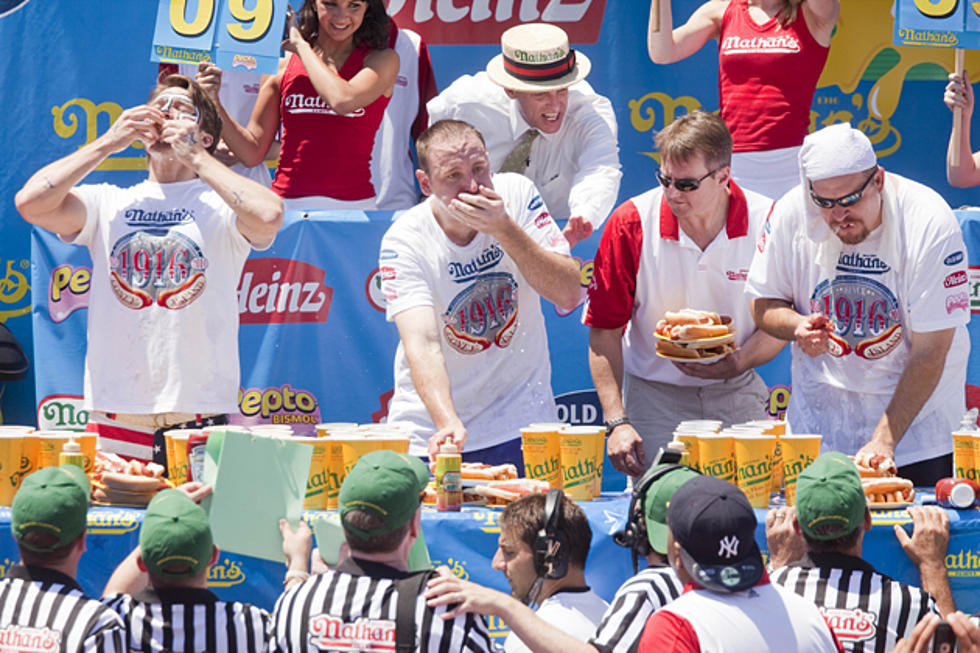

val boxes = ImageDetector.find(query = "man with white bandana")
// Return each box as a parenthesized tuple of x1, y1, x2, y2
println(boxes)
(746, 123, 970, 485)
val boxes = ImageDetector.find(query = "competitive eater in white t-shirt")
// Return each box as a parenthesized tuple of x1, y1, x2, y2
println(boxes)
(746, 123, 970, 484)
(379, 119, 581, 461)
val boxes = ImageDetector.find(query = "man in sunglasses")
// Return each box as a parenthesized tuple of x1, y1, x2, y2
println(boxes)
(746, 123, 970, 485)
(15, 75, 283, 467)
(586, 110, 786, 477)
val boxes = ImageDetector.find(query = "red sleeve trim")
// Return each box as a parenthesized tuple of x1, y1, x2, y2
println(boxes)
(584, 200, 644, 329)
(659, 195, 679, 240)
(638, 611, 701, 653)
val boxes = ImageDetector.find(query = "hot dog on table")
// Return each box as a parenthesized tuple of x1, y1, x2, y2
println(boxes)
(655, 309, 736, 359)
(850, 453, 914, 505)
(90, 450, 172, 506)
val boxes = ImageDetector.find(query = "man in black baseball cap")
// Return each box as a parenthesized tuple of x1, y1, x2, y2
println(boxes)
(637, 475, 843, 652)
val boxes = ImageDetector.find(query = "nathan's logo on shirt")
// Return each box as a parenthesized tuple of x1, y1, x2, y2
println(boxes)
(720, 34, 801, 54)
(308, 615, 395, 651)
(534, 212, 552, 229)
(447, 243, 504, 283)
(123, 207, 195, 226)
(528, 194, 544, 211)
(238, 258, 332, 324)
(945, 270, 968, 288)
(109, 231, 208, 310)
(0, 624, 61, 652)
(810, 275, 902, 360)
(443, 272, 518, 354)
(282, 92, 366, 117)
(820, 607, 877, 642)
(836, 252, 890, 275)
(947, 291, 969, 315)
(945, 250, 965, 266)
(726, 269, 748, 281)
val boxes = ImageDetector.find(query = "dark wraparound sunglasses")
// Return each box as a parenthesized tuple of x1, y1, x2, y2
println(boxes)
(809, 168, 878, 209)
(656, 165, 725, 192)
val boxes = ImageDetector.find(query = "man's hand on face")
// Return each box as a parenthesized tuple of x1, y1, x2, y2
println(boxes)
(449, 185, 510, 237)
(160, 117, 211, 164)
(102, 105, 165, 154)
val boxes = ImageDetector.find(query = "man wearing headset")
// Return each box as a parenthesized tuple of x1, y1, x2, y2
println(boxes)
(425, 463, 699, 653)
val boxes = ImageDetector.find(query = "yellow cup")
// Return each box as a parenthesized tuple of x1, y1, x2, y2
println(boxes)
(677, 420, 722, 433)
(594, 427, 606, 497)
(169, 431, 194, 483)
(734, 434, 776, 508)
(971, 433, 980, 483)
(315, 422, 359, 437)
(559, 427, 600, 501)
(338, 436, 383, 477)
(673, 431, 704, 471)
(325, 439, 345, 509)
(371, 436, 410, 454)
(521, 426, 562, 489)
(0, 425, 35, 435)
(561, 426, 603, 498)
(954, 430, 975, 480)
(0, 434, 39, 506)
(781, 434, 822, 506)
(294, 437, 328, 510)
(696, 433, 735, 482)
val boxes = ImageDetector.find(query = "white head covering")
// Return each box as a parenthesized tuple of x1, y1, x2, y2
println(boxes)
(797, 123, 897, 275)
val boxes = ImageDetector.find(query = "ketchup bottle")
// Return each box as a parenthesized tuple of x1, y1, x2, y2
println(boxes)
(435, 440, 462, 512)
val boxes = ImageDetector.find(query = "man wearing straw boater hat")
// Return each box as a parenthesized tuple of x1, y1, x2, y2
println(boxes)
(746, 122, 970, 486)
(428, 23, 621, 247)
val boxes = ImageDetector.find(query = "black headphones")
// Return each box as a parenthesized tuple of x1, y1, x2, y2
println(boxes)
(533, 488, 569, 580)
(613, 463, 695, 573)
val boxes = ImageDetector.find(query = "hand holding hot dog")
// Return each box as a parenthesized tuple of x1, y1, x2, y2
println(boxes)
(794, 313, 834, 357)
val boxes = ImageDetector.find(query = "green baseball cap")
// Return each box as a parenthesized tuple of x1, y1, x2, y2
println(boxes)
(339, 450, 429, 542)
(795, 452, 867, 540)
(11, 465, 90, 552)
(642, 464, 700, 554)
(140, 489, 213, 578)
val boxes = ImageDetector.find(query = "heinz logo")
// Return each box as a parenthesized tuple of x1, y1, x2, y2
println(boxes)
(945, 270, 967, 288)
(238, 258, 333, 324)
(386, 0, 607, 44)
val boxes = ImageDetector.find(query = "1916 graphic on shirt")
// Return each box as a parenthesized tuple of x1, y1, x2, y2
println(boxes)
(809, 275, 902, 360)
(443, 272, 518, 354)
(109, 230, 207, 310)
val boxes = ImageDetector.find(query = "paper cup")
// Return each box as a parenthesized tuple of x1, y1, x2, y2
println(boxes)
(954, 430, 975, 480)
(0, 425, 35, 435)
(0, 434, 39, 506)
(294, 437, 328, 510)
(325, 439, 345, 509)
(594, 427, 606, 497)
(521, 426, 562, 489)
(169, 431, 194, 484)
(696, 433, 735, 482)
(677, 420, 722, 433)
(559, 426, 600, 501)
(371, 436, 410, 454)
(37, 432, 73, 469)
(971, 433, 980, 483)
(315, 422, 359, 437)
(734, 434, 776, 508)
(673, 431, 705, 471)
(781, 434, 822, 506)
(337, 436, 383, 477)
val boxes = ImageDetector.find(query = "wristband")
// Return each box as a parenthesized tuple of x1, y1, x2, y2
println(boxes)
(603, 416, 631, 436)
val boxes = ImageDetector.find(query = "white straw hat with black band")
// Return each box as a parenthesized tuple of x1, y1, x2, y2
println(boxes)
(486, 23, 591, 92)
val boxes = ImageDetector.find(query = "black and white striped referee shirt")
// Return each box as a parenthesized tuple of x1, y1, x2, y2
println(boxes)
(271, 559, 494, 653)
(590, 564, 684, 653)
(0, 564, 125, 652)
(772, 552, 935, 653)
(102, 586, 272, 652)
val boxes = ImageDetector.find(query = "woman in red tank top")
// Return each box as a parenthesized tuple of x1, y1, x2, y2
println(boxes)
(201, 0, 399, 205)
(647, 0, 839, 199)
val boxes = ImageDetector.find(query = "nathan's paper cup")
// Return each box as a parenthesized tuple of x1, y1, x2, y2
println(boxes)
(954, 430, 975, 480)
(337, 436, 383, 477)
(673, 431, 704, 471)
(0, 425, 35, 435)
(734, 434, 776, 508)
(696, 433, 735, 482)
(594, 427, 606, 497)
(371, 436, 410, 454)
(559, 426, 600, 501)
(169, 431, 193, 485)
(781, 434, 822, 506)
(325, 439, 345, 509)
(316, 422, 359, 437)
(970, 433, 980, 483)
(521, 426, 562, 489)
(37, 432, 76, 469)
(0, 434, 39, 506)
(294, 437, 328, 510)
(250, 425, 293, 438)
(677, 420, 722, 433)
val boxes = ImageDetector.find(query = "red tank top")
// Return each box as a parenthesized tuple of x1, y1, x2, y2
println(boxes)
(718, 0, 828, 152)
(272, 47, 390, 200)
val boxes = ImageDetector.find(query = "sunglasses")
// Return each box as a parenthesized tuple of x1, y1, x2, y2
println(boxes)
(656, 165, 724, 192)
(809, 169, 878, 209)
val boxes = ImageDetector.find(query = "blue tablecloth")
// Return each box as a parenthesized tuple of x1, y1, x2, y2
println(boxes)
(2, 495, 978, 641)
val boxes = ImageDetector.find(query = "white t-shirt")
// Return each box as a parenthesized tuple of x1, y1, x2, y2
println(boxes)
(745, 173, 970, 465)
(178, 64, 272, 187)
(504, 588, 609, 653)
(69, 179, 255, 414)
(428, 72, 621, 229)
(380, 173, 570, 454)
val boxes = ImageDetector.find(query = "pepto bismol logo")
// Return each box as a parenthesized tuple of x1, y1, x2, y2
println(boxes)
(49, 264, 91, 323)
(238, 384, 321, 424)
(238, 258, 333, 324)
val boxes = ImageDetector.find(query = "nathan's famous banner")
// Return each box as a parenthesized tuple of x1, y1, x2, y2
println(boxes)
(4, 0, 980, 433)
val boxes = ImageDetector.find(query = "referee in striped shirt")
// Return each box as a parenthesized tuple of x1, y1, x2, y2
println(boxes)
(767, 452, 953, 652)
(273, 450, 495, 652)
(101, 487, 273, 652)
(0, 465, 126, 652)
(426, 462, 697, 653)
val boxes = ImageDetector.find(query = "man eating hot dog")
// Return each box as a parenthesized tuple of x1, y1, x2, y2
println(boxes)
(586, 111, 785, 477)
(15, 74, 283, 466)
(746, 123, 970, 485)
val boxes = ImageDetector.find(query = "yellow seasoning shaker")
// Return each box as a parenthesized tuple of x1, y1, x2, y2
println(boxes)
(435, 439, 462, 512)
(59, 436, 85, 469)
